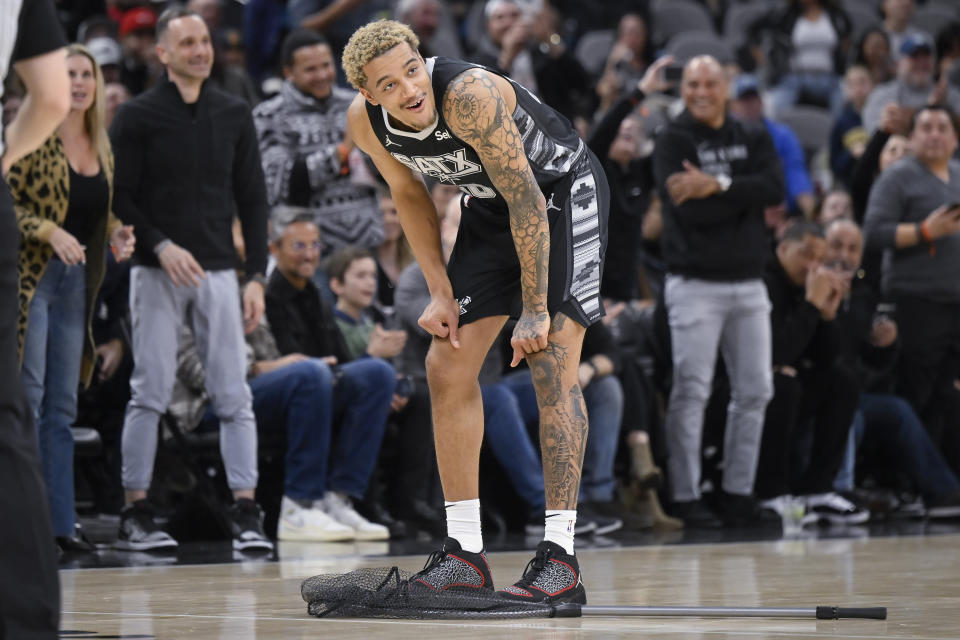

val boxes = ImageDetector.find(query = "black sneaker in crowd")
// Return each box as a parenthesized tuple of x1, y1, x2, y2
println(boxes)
(574, 510, 598, 536)
(498, 540, 586, 604)
(804, 492, 870, 525)
(115, 500, 178, 551)
(227, 498, 274, 551)
(579, 502, 624, 535)
(408, 537, 494, 592)
(670, 499, 723, 529)
(926, 490, 960, 519)
(718, 491, 781, 528)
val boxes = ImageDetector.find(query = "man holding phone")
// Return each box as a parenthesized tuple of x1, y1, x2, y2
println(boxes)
(864, 104, 960, 445)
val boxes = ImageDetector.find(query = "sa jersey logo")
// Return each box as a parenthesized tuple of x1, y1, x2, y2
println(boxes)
(390, 148, 482, 182)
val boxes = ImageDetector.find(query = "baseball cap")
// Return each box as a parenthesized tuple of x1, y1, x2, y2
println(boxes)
(118, 7, 157, 38)
(900, 32, 934, 57)
(87, 37, 122, 67)
(733, 74, 761, 99)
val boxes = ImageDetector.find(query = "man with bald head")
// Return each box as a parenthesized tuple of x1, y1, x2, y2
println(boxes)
(826, 219, 960, 518)
(653, 55, 784, 527)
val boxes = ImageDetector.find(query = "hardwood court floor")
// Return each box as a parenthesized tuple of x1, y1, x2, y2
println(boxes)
(61, 534, 960, 639)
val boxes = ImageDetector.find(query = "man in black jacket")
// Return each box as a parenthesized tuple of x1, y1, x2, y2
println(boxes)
(755, 222, 868, 525)
(588, 55, 673, 302)
(264, 212, 397, 539)
(110, 7, 272, 552)
(653, 55, 784, 527)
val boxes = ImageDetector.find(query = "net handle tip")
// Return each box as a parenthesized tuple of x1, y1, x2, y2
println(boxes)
(816, 606, 887, 620)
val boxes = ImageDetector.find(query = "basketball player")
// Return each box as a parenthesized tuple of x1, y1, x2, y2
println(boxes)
(342, 19, 609, 604)
(1, 0, 70, 636)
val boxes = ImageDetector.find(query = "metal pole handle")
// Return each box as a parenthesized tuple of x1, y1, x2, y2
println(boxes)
(552, 604, 887, 620)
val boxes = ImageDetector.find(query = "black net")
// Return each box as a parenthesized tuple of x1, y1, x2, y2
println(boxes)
(301, 566, 558, 620)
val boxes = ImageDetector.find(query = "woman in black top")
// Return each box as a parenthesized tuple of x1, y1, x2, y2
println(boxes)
(8, 44, 134, 553)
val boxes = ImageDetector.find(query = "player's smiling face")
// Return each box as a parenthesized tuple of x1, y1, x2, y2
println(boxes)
(359, 43, 437, 132)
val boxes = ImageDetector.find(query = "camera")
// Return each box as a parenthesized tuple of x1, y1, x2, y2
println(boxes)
(663, 65, 683, 82)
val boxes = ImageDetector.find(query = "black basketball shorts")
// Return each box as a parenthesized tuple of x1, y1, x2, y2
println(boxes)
(446, 149, 609, 328)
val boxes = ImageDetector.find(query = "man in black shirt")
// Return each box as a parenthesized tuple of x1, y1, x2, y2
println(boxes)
(755, 222, 868, 525)
(264, 212, 396, 539)
(653, 55, 784, 527)
(1, 1, 70, 636)
(110, 6, 272, 552)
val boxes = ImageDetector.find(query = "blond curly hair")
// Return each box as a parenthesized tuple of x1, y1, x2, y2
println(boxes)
(342, 20, 421, 90)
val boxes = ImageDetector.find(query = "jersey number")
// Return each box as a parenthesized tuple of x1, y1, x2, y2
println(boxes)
(458, 183, 497, 199)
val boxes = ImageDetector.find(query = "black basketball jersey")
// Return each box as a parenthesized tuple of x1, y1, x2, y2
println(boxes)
(365, 56, 585, 213)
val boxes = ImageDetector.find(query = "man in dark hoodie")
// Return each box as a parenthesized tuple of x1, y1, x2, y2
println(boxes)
(755, 221, 868, 525)
(653, 55, 784, 527)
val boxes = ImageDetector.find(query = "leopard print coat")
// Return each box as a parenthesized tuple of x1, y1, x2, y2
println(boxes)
(6, 134, 122, 388)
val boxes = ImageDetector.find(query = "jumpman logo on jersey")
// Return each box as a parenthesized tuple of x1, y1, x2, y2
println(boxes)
(545, 192, 561, 212)
(384, 134, 402, 148)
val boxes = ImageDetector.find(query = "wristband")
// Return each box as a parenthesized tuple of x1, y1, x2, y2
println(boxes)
(153, 239, 172, 255)
(920, 220, 936, 256)
(246, 273, 267, 288)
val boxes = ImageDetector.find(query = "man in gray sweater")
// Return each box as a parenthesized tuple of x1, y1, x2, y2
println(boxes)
(253, 29, 382, 255)
(864, 104, 960, 450)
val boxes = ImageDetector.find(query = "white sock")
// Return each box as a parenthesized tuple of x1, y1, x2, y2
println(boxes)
(544, 509, 576, 555)
(444, 499, 483, 552)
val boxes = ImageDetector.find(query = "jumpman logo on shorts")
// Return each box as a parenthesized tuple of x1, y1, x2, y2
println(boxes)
(546, 192, 561, 212)
(384, 134, 402, 148)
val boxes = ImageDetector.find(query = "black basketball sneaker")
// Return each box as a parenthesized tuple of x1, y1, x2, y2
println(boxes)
(498, 541, 586, 604)
(408, 537, 495, 593)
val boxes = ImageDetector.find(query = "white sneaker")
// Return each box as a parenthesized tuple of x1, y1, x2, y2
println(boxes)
(276, 496, 354, 542)
(804, 492, 870, 525)
(760, 495, 819, 527)
(320, 492, 390, 541)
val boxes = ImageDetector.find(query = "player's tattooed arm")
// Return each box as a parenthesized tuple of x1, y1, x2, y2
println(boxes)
(442, 70, 548, 319)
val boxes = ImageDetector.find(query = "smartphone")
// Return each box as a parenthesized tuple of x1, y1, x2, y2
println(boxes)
(663, 65, 683, 82)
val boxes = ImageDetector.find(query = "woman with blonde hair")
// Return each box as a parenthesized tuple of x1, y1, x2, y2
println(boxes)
(6, 43, 135, 553)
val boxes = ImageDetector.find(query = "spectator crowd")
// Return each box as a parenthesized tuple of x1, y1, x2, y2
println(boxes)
(7, 0, 960, 555)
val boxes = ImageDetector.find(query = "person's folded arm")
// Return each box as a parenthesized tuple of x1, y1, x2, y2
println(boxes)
(722, 125, 785, 206)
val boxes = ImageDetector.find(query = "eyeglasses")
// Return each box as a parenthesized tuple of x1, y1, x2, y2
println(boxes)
(289, 241, 322, 254)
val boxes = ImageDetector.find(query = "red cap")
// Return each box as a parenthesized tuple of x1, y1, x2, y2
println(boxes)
(118, 7, 157, 38)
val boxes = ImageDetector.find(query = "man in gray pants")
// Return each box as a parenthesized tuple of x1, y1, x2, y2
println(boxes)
(110, 7, 272, 551)
(652, 57, 784, 527)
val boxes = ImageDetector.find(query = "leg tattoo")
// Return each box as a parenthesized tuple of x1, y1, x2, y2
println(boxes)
(533, 341, 589, 509)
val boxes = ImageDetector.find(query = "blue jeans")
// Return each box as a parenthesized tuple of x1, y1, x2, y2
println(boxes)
(499, 368, 624, 503)
(21, 257, 86, 537)
(481, 383, 545, 511)
(835, 393, 960, 500)
(202, 357, 395, 499)
(770, 72, 844, 117)
(580, 375, 624, 502)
